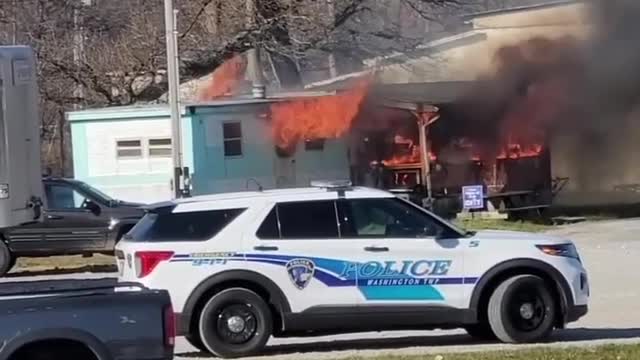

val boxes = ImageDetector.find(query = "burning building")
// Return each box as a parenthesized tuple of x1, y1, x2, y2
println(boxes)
(70, 0, 640, 212)
(339, 80, 554, 216)
(67, 93, 358, 203)
(306, 0, 640, 215)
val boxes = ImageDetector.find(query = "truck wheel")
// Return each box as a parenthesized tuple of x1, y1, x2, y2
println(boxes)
(488, 275, 556, 343)
(0, 241, 13, 277)
(198, 288, 273, 358)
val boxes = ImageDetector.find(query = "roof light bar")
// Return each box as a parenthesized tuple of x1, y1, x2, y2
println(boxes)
(310, 180, 353, 190)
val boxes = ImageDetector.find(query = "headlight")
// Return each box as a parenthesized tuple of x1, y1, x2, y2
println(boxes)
(536, 243, 581, 262)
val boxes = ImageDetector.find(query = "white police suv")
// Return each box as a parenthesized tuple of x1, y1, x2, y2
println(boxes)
(116, 181, 589, 358)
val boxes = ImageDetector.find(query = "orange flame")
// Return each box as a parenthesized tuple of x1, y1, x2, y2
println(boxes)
(270, 80, 369, 150)
(380, 140, 542, 166)
(381, 152, 437, 167)
(199, 54, 247, 100)
(496, 143, 543, 160)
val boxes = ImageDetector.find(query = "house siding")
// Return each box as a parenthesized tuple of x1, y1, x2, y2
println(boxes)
(68, 107, 192, 203)
(69, 101, 350, 203)
(190, 104, 350, 195)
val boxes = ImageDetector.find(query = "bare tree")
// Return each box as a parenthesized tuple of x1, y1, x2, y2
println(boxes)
(0, 0, 499, 175)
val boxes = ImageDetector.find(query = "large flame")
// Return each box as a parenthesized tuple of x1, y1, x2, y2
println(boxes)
(199, 54, 247, 100)
(270, 80, 369, 150)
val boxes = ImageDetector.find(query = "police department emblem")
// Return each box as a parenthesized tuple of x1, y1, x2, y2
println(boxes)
(286, 259, 315, 290)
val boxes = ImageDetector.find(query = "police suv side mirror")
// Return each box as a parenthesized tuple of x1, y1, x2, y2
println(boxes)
(434, 226, 458, 240)
(85, 200, 101, 216)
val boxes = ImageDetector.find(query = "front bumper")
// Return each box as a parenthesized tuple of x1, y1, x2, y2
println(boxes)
(566, 304, 588, 323)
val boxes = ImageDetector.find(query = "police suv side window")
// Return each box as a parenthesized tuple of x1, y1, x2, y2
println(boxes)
(129, 208, 246, 242)
(46, 184, 88, 210)
(268, 201, 339, 239)
(337, 198, 443, 238)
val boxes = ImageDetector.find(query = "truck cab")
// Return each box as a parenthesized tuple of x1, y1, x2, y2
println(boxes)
(2, 177, 145, 263)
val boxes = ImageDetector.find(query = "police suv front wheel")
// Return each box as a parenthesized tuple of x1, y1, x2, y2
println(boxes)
(488, 274, 556, 343)
(199, 288, 273, 358)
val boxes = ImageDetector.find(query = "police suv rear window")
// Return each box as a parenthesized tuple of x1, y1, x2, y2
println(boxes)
(129, 208, 245, 242)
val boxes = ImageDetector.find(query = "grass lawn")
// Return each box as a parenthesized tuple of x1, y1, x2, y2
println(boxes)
(11, 254, 116, 275)
(453, 218, 552, 233)
(344, 344, 640, 360)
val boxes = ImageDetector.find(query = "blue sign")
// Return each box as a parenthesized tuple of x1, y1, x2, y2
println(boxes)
(462, 185, 484, 210)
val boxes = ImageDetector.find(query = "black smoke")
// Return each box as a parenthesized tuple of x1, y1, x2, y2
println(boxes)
(445, 0, 640, 192)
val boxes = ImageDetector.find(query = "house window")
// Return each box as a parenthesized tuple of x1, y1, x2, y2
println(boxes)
(305, 138, 325, 151)
(148, 138, 172, 158)
(116, 139, 142, 159)
(223, 122, 242, 157)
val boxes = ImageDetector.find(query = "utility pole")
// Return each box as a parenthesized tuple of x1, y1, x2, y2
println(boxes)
(11, 0, 17, 44)
(327, 0, 338, 78)
(68, 0, 91, 176)
(73, 1, 89, 110)
(164, 0, 184, 198)
(73, 0, 93, 110)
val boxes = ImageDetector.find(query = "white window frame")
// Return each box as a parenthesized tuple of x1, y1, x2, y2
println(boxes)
(147, 137, 172, 158)
(222, 121, 243, 158)
(115, 138, 143, 160)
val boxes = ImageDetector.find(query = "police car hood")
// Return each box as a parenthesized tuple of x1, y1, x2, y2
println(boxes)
(470, 230, 569, 244)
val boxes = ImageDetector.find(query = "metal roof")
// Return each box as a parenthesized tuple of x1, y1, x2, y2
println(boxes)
(66, 90, 337, 122)
(368, 81, 480, 105)
(461, 0, 582, 21)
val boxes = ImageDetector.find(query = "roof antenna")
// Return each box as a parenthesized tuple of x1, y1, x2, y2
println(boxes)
(246, 178, 264, 191)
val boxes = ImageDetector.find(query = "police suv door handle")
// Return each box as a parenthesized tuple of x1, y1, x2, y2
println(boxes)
(253, 245, 279, 251)
(364, 246, 389, 252)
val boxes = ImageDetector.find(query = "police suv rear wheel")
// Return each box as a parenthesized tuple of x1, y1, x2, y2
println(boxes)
(185, 333, 208, 353)
(464, 322, 496, 341)
(199, 288, 272, 358)
(488, 275, 556, 343)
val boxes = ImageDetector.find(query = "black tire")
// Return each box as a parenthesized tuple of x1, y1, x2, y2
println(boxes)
(488, 274, 556, 343)
(464, 322, 496, 341)
(0, 240, 13, 277)
(198, 288, 273, 358)
(185, 333, 208, 353)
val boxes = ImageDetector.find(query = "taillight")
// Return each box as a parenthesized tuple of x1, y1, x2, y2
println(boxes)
(163, 304, 176, 347)
(134, 251, 174, 278)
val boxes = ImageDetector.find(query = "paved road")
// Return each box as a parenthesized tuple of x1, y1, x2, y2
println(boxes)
(4, 219, 640, 359)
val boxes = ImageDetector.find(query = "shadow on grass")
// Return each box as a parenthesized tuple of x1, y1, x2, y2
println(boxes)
(177, 328, 640, 358)
(6, 264, 117, 278)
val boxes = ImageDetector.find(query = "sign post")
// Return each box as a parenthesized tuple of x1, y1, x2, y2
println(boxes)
(462, 185, 485, 212)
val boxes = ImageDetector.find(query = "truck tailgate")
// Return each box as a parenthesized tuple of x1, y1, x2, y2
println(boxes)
(0, 278, 174, 360)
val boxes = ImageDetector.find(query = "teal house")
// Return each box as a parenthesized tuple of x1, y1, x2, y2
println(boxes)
(67, 98, 350, 203)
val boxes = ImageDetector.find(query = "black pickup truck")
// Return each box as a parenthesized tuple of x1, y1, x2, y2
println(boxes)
(0, 278, 174, 360)
(0, 177, 146, 276)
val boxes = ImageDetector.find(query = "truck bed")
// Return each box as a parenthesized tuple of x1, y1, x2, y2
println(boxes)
(0, 278, 173, 360)
(0, 277, 132, 297)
